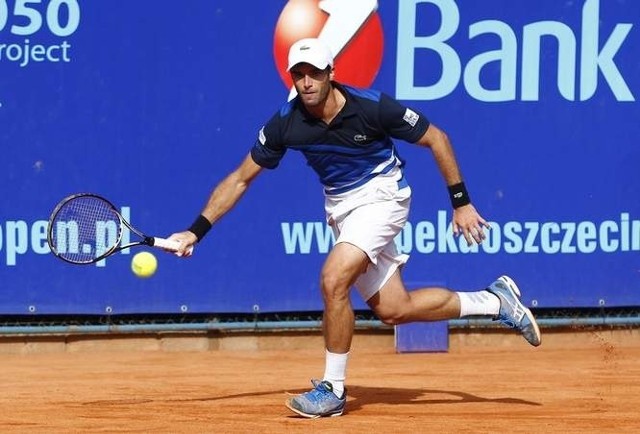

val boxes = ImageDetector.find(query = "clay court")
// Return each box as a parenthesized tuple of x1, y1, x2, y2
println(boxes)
(0, 327, 638, 433)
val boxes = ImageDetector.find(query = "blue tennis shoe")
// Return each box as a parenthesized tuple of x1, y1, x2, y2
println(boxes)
(487, 275, 542, 347)
(285, 379, 346, 418)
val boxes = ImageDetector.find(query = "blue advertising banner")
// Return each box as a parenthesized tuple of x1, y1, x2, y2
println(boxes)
(1, 0, 638, 315)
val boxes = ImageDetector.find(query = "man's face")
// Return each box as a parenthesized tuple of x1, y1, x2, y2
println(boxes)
(290, 63, 333, 108)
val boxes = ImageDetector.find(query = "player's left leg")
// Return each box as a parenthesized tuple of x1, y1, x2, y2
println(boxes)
(367, 269, 541, 346)
(366, 270, 461, 323)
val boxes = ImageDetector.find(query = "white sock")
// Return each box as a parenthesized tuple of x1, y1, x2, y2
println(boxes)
(323, 350, 348, 398)
(457, 291, 501, 317)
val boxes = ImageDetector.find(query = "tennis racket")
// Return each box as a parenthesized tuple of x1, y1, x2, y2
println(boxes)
(47, 193, 187, 265)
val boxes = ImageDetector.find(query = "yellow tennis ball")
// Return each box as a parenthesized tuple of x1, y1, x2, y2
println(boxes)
(131, 251, 157, 278)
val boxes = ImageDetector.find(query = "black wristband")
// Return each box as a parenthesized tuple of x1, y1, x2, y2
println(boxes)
(188, 215, 212, 242)
(448, 182, 471, 209)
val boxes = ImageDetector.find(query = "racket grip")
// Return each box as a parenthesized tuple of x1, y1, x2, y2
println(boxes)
(150, 237, 195, 256)
(151, 237, 182, 251)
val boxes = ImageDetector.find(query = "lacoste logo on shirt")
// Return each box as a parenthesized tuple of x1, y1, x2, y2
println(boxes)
(354, 134, 368, 142)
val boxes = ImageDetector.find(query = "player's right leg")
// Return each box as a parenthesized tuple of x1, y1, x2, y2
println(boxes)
(285, 379, 347, 418)
(286, 242, 367, 418)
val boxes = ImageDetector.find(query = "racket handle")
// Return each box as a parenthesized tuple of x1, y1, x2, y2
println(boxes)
(151, 237, 182, 251)
(147, 237, 194, 256)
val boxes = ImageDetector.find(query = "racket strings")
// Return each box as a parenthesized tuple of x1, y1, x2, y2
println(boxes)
(50, 195, 122, 263)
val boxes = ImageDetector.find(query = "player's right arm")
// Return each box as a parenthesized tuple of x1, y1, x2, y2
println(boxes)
(170, 110, 287, 256)
(169, 153, 263, 256)
(200, 153, 264, 225)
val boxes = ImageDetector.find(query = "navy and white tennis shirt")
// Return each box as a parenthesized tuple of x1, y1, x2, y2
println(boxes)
(250, 83, 430, 195)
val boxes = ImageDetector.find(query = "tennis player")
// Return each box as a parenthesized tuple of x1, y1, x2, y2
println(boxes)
(168, 38, 541, 418)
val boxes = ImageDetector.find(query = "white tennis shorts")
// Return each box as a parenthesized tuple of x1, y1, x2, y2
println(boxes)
(324, 168, 411, 301)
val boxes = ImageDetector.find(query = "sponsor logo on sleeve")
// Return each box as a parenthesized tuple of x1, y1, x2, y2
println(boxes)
(259, 127, 266, 145)
(402, 108, 419, 127)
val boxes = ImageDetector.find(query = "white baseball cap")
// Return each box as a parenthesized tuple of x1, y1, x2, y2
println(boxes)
(286, 38, 334, 71)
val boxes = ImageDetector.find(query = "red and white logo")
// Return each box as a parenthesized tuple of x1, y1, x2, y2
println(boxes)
(273, 0, 384, 90)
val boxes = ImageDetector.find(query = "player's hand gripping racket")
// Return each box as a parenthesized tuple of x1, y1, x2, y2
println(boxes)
(47, 193, 189, 265)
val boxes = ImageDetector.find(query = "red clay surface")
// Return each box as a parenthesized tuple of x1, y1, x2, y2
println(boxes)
(0, 335, 638, 433)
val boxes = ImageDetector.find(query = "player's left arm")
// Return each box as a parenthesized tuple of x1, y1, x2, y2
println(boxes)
(416, 124, 491, 245)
